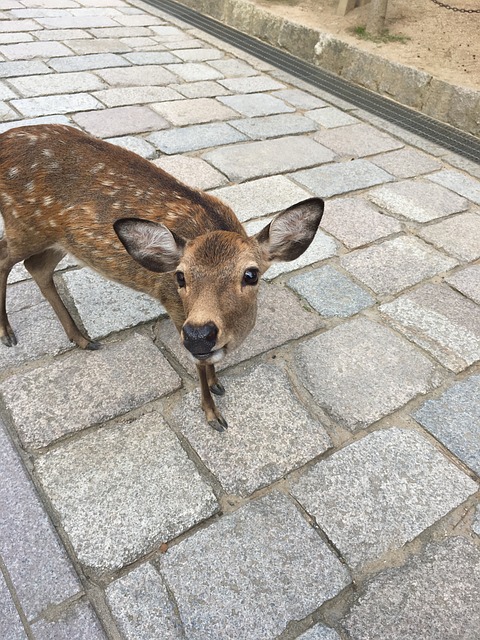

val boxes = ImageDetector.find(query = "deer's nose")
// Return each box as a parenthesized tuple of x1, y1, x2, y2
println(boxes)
(182, 322, 218, 356)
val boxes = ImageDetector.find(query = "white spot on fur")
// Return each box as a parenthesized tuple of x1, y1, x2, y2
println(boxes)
(43, 196, 55, 207)
(49, 220, 57, 227)
(7, 167, 19, 179)
(42, 149, 54, 158)
(91, 163, 105, 174)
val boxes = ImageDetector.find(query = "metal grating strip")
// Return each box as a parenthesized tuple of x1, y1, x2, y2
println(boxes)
(148, 0, 480, 164)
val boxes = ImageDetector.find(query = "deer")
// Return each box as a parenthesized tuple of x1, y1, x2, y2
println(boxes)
(0, 124, 324, 431)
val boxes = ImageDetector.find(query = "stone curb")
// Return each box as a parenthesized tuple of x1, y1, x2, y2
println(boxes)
(174, 0, 480, 137)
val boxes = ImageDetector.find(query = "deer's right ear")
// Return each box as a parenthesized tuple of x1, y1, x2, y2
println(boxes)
(114, 218, 185, 273)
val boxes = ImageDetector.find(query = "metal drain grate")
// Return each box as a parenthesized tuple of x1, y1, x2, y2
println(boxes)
(148, 0, 480, 164)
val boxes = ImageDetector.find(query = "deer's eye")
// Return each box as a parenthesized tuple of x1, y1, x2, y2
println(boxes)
(176, 271, 186, 288)
(242, 268, 259, 286)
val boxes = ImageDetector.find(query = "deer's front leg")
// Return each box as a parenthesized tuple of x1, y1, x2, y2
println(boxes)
(206, 363, 225, 396)
(197, 364, 228, 432)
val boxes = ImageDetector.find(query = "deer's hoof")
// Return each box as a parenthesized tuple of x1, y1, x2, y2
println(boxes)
(208, 414, 228, 432)
(85, 341, 102, 351)
(1, 331, 17, 347)
(210, 382, 225, 396)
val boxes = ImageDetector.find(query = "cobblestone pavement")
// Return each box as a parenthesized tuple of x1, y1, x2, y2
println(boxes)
(0, 1, 479, 638)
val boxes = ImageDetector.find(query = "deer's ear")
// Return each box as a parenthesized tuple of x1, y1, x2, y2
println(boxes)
(254, 198, 324, 263)
(114, 218, 185, 273)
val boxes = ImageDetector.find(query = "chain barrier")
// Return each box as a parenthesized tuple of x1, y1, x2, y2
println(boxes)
(430, 0, 480, 13)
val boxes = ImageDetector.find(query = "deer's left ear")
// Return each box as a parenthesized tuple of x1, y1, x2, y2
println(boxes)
(253, 197, 324, 263)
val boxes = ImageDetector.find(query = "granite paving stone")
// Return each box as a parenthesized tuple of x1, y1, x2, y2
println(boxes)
(288, 265, 375, 317)
(429, 169, 480, 205)
(306, 107, 358, 128)
(293, 317, 443, 430)
(6, 280, 44, 314)
(341, 236, 457, 296)
(114, 13, 162, 26)
(153, 155, 228, 190)
(313, 123, 403, 157)
(218, 75, 285, 93)
(0, 102, 17, 121)
(413, 374, 480, 475)
(380, 283, 480, 372)
(217, 92, 295, 117)
(9, 71, 105, 97)
(95, 64, 178, 86)
(369, 180, 469, 222)
(0, 33, 33, 46)
(292, 159, 394, 198)
(31, 600, 107, 639)
(151, 97, 237, 126)
(171, 363, 331, 497)
(321, 196, 402, 248)
(106, 564, 183, 640)
(210, 175, 313, 222)
(48, 52, 129, 72)
(35, 413, 218, 571)
(107, 134, 156, 158)
(67, 37, 132, 54)
(164, 61, 223, 82)
(272, 88, 327, 109)
(90, 26, 153, 39)
(35, 15, 119, 29)
(0, 19, 41, 33)
(0, 333, 181, 449)
(229, 112, 317, 139)
(474, 508, 480, 535)
(298, 625, 340, 640)
(172, 47, 223, 61)
(72, 105, 169, 137)
(1, 40, 75, 60)
(370, 147, 443, 178)
(0, 115, 71, 134)
(122, 50, 179, 64)
(149, 25, 185, 39)
(0, 82, 18, 100)
(203, 136, 335, 182)
(343, 537, 480, 639)
(172, 79, 230, 98)
(148, 121, 247, 154)
(291, 428, 477, 569)
(0, 421, 81, 620)
(208, 58, 258, 76)
(93, 85, 183, 107)
(35, 29, 94, 42)
(418, 211, 480, 261)
(155, 281, 324, 374)
(446, 264, 480, 304)
(0, 571, 25, 640)
(159, 492, 350, 640)
(57, 268, 167, 340)
(12, 93, 102, 117)
(0, 59, 51, 77)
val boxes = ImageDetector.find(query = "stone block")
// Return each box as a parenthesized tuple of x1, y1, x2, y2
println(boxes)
(35, 28, 94, 42)
(35, 412, 218, 571)
(203, 136, 335, 182)
(343, 537, 480, 640)
(94, 85, 183, 107)
(172, 47, 223, 61)
(31, 601, 106, 639)
(369, 180, 468, 222)
(107, 135, 156, 158)
(95, 65, 177, 86)
(0, 40, 72, 59)
(12, 93, 102, 117)
(165, 62, 223, 82)
(218, 75, 285, 93)
(57, 268, 166, 340)
(306, 107, 358, 128)
(321, 196, 402, 248)
(208, 58, 258, 76)
(172, 80, 230, 98)
(341, 236, 457, 296)
(293, 318, 443, 430)
(474, 508, 480, 535)
(218, 92, 294, 117)
(313, 123, 403, 157)
(0, 60, 51, 78)
(72, 105, 169, 137)
(159, 493, 350, 640)
(273, 88, 327, 109)
(148, 122, 247, 154)
(380, 283, 480, 372)
(229, 113, 316, 139)
(288, 265, 374, 317)
(0, 115, 71, 135)
(49, 52, 129, 72)
(170, 363, 331, 496)
(291, 428, 477, 569)
(419, 211, 480, 261)
(292, 159, 394, 198)
(298, 625, 340, 640)
(153, 155, 228, 190)
(68, 37, 133, 54)
(0, 334, 181, 449)
(413, 374, 480, 475)
(0, 571, 25, 640)
(35, 15, 119, 28)
(429, 169, 480, 205)
(371, 148, 442, 179)
(122, 51, 179, 65)
(151, 97, 237, 126)
(9, 71, 105, 97)
(446, 265, 480, 304)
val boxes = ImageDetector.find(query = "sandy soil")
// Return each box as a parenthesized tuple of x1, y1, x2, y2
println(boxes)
(254, 0, 480, 91)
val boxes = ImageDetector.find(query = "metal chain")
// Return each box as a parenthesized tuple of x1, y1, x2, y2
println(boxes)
(430, 0, 480, 12)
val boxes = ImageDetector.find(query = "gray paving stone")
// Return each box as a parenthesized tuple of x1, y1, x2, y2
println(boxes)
(72, 105, 169, 137)
(306, 107, 358, 128)
(6, 280, 44, 314)
(288, 265, 374, 317)
(107, 134, 156, 158)
(341, 236, 457, 296)
(229, 113, 317, 139)
(94, 85, 182, 107)
(172, 47, 223, 61)
(313, 123, 403, 157)
(343, 537, 480, 640)
(218, 92, 295, 117)
(0, 40, 72, 59)
(153, 155, 228, 190)
(164, 61, 223, 82)
(171, 364, 331, 497)
(203, 136, 335, 182)
(35, 15, 119, 29)
(273, 88, 327, 110)
(291, 428, 477, 569)
(413, 374, 480, 475)
(371, 148, 443, 178)
(90, 26, 152, 39)
(159, 492, 350, 640)
(294, 318, 443, 430)
(151, 97, 237, 126)
(95, 64, 177, 86)
(380, 283, 480, 372)
(298, 625, 340, 640)
(292, 159, 394, 198)
(122, 50, 179, 64)
(325, 197, 398, 248)
(9, 71, 105, 97)
(208, 58, 258, 76)
(35, 412, 218, 571)
(48, 52, 129, 72)
(0, 115, 71, 135)
(0, 32, 33, 45)
(446, 264, 480, 304)
(148, 122, 247, 154)
(210, 175, 313, 222)
(106, 564, 183, 640)
(31, 600, 106, 639)
(369, 180, 469, 222)
(419, 211, 480, 261)
(35, 28, 93, 41)
(0, 334, 180, 449)
(156, 282, 324, 375)
(429, 169, 480, 205)
(0, 59, 51, 77)
(0, 571, 26, 640)
(114, 13, 162, 27)
(171, 80, 230, 98)
(67, 37, 132, 54)
(474, 507, 480, 535)
(12, 93, 102, 117)
(218, 75, 285, 93)
(0, 81, 17, 100)
(58, 268, 166, 340)
(0, 422, 80, 619)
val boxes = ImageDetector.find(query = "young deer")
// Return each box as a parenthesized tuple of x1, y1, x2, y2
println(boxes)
(0, 124, 324, 431)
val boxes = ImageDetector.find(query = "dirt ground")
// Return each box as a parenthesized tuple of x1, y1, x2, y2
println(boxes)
(253, 0, 480, 91)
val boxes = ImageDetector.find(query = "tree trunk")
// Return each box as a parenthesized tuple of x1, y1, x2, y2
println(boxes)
(366, 0, 389, 35)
